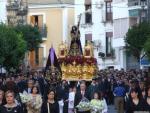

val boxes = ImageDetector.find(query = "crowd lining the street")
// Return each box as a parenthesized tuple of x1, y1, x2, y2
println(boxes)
(0, 68, 150, 113)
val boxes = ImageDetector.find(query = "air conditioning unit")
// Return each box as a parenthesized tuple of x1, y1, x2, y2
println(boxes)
(95, 1, 104, 9)
(93, 40, 101, 50)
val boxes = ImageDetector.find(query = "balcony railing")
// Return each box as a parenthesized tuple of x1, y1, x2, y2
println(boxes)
(128, 0, 140, 6)
(6, 0, 28, 25)
(39, 26, 47, 38)
(6, 1, 19, 11)
(128, 0, 148, 7)
(106, 48, 116, 58)
(7, 1, 28, 12)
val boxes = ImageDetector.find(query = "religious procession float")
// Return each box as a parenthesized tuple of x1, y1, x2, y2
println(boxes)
(57, 16, 98, 81)
(44, 15, 98, 82)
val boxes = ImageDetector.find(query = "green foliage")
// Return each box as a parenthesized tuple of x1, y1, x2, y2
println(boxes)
(15, 25, 42, 51)
(125, 22, 150, 60)
(144, 38, 150, 60)
(0, 24, 27, 71)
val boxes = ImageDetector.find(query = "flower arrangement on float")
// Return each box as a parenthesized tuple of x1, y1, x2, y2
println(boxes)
(58, 55, 97, 65)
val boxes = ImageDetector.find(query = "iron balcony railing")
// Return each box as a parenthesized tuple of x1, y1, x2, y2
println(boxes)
(38, 26, 47, 38)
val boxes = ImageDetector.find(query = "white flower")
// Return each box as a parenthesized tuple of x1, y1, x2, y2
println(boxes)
(90, 99, 105, 112)
(19, 93, 31, 103)
(76, 98, 91, 112)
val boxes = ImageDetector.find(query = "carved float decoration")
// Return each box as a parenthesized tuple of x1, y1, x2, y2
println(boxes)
(58, 15, 98, 81)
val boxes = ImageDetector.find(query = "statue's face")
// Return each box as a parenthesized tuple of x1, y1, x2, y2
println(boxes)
(72, 26, 77, 31)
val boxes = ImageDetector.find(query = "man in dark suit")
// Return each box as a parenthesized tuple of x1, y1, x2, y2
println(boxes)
(88, 77, 98, 100)
(23, 79, 34, 94)
(74, 81, 89, 107)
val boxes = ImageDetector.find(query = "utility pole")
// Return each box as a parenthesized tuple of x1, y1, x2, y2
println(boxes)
(147, 0, 150, 21)
(140, 0, 147, 23)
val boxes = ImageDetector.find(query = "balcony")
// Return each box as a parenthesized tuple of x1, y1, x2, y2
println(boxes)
(105, 48, 116, 59)
(6, 1, 19, 11)
(38, 26, 47, 39)
(128, 0, 147, 7)
(6, 0, 28, 25)
(128, 0, 140, 6)
(101, 11, 113, 24)
(129, 9, 140, 17)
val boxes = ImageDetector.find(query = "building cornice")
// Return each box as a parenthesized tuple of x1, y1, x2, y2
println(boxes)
(28, 4, 74, 9)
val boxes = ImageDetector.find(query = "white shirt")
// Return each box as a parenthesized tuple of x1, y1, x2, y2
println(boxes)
(68, 92, 75, 109)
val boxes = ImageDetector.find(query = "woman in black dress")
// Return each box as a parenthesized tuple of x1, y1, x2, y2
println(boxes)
(0, 90, 5, 106)
(145, 86, 150, 111)
(41, 89, 59, 113)
(0, 90, 22, 113)
(126, 88, 145, 113)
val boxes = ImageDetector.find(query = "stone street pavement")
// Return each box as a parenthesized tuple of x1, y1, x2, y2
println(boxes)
(108, 105, 117, 113)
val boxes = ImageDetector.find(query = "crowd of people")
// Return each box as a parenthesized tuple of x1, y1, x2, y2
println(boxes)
(0, 68, 150, 113)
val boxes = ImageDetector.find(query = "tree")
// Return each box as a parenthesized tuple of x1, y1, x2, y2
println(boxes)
(125, 22, 150, 61)
(144, 38, 150, 60)
(0, 24, 27, 71)
(14, 25, 42, 51)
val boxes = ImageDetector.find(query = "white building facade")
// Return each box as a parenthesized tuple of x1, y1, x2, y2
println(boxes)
(75, 0, 142, 70)
(0, 1, 7, 23)
(113, 0, 129, 70)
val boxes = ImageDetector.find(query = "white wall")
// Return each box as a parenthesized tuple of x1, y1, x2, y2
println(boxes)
(113, 0, 128, 20)
(113, 0, 129, 47)
(62, 8, 68, 42)
(112, 0, 129, 70)
(0, 1, 7, 23)
(74, 0, 129, 69)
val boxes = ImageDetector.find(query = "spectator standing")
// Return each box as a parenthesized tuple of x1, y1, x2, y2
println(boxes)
(74, 81, 89, 107)
(144, 86, 150, 111)
(113, 82, 126, 113)
(26, 86, 42, 113)
(41, 89, 59, 113)
(126, 88, 145, 113)
(0, 90, 22, 113)
(88, 78, 98, 100)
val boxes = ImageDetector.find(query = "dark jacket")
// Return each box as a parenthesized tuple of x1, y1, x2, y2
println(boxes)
(41, 101, 59, 113)
(74, 90, 89, 107)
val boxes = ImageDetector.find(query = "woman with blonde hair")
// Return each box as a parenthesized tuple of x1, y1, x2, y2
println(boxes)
(0, 90, 22, 113)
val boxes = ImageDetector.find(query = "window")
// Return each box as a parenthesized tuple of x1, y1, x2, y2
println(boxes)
(85, 0, 92, 24)
(106, 1, 112, 21)
(129, 17, 138, 27)
(85, 34, 92, 44)
(30, 15, 43, 27)
(35, 47, 39, 65)
(30, 15, 47, 37)
(35, 47, 44, 66)
(106, 32, 113, 57)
